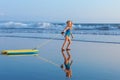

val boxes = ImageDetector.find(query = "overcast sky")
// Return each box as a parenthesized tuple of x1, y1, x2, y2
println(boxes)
(0, 0, 120, 23)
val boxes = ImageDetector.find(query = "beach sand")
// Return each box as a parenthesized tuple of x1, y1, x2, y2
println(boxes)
(0, 36, 120, 80)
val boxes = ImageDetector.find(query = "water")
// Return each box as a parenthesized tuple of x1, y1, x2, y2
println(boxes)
(1, 21, 120, 44)
(0, 21, 120, 80)
(0, 21, 120, 35)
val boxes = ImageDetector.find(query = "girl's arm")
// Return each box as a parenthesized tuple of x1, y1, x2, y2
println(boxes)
(61, 64, 67, 72)
(71, 32, 73, 39)
(63, 26, 69, 32)
(61, 26, 69, 35)
(70, 60, 73, 66)
(61, 65, 66, 71)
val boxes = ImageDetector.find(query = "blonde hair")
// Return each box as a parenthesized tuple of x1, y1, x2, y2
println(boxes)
(66, 20, 72, 24)
(66, 20, 73, 28)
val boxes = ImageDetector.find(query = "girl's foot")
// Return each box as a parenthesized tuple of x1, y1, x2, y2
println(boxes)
(66, 48, 71, 50)
(61, 48, 65, 51)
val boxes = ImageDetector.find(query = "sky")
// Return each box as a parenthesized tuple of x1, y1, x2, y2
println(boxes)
(0, 0, 120, 23)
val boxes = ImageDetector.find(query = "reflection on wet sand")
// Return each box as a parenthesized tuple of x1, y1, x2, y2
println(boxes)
(61, 50, 73, 79)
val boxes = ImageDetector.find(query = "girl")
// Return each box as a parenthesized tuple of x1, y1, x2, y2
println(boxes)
(61, 20, 73, 51)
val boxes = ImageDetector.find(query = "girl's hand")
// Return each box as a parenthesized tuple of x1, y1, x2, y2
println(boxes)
(61, 32, 64, 35)
(71, 34, 73, 39)
(72, 36, 74, 39)
(61, 64, 64, 69)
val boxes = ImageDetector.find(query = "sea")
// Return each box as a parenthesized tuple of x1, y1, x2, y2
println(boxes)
(1, 21, 120, 43)
(0, 21, 120, 35)
(0, 21, 120, 80)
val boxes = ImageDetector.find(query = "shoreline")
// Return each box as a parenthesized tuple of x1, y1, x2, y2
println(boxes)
(1, 33, 120, 45)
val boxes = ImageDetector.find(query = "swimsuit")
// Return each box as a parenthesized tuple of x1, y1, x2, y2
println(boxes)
(65, 29, 71, 37)
(65, 62, 70, 70)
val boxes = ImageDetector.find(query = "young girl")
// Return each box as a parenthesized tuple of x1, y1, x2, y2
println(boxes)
(61, 20, 73, 51)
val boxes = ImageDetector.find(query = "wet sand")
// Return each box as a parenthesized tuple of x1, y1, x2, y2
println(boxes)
(0, 36, 120, 80)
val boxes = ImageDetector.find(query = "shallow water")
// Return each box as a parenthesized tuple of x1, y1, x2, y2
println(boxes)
(0, 36, 120, 80)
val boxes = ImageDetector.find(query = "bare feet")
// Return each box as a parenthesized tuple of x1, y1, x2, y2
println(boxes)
(61, 48, 65, 51)
(66, 48, 71, 50)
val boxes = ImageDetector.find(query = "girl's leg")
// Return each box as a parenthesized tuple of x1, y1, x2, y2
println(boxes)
(61, 50, 67, 61)
(61, 50, 67, 68)
(66, 37, 71, 50)
(66, 50, 71, 61)
(62, 37, 68, 50)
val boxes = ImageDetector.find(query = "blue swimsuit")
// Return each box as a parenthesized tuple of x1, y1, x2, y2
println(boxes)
(65, 62, 71, 70)
(65, 29, 71, 37)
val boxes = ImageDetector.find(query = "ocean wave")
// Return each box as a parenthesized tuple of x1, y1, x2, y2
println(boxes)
(74, 24, 119, 30)
(0, 21, 64, 30)
(0, 21, 120, 30)
(37, 22, 51, 28)
(0, 21, 28, 28)
(0, 21, 120, 35)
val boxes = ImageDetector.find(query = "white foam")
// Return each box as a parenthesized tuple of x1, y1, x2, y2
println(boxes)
(0, 21, 28, 28)
(37, 22, 51, 28)
(4, 21, 28, 28)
